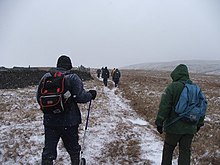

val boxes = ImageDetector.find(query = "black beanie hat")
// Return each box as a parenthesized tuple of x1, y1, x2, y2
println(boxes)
(57, 55, 72, 70)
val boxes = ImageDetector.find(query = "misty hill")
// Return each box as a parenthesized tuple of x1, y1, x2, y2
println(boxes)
(122, 60, 220, 75)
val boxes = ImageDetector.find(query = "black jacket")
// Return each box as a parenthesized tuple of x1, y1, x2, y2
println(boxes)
(36, 68, 93, 126)
(101, 68, 109, 79)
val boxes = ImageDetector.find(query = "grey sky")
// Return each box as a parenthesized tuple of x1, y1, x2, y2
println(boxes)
(0, 0, 220, 68)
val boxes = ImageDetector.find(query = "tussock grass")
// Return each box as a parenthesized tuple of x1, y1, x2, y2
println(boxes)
(119, 69, 220, 164)
(1, 69, 219, 164)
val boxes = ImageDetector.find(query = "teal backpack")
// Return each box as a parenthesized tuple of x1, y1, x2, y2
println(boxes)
(165, 81, 207, 128)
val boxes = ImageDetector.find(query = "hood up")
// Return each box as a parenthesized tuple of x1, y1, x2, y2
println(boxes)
(170, 64, 189, 82)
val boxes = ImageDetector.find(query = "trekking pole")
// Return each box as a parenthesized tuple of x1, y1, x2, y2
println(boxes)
(84, 100, 92, 131)
(80, 100, 92, 165)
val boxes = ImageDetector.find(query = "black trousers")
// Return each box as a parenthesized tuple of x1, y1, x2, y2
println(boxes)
(113, 79, 119, 87)
(161, 133, 194, 165)
(103, 78, 108, 86)
(42, 125, 81, 161)
(97, 73, 100, 78)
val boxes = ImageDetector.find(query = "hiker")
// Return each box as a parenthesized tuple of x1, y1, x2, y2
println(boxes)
(96, 68, 101, 78)
(36, 55, 97, 165)
(155, 64, 206, 165)
(112, 68, 121, 87)
(101, 66, 109, 87)
(111, 68, 116, 80)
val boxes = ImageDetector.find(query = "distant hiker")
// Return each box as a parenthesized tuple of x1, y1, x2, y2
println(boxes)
(96, 68, 101, 78)
(36, 55, 97, 165)
(155, 64, 207, 165)
(101, 66, 109, 87)
(101, 67, 104, 77)
(112, 68, 121, 87)
(111, 68, 116, 80)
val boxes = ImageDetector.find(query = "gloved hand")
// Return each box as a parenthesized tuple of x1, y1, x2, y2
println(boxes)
(157, 126, 163, 134)
(197, 126, 200, 132)
(89, 90, 97, 100)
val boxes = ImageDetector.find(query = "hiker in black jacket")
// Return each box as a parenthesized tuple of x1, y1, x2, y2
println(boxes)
(112, 68, 121, 87)
(36, 55, 97, 165)
(101, 66, 109, 87)
(96, 68, 101, 78)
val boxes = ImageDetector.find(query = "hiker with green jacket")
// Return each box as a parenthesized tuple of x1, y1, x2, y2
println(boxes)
(155, 64, 206, 165)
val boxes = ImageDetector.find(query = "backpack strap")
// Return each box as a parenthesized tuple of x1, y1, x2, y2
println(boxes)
(164, 101, 193, 129)
(163, 115, 183, 129)
(163, 80, 189, 129)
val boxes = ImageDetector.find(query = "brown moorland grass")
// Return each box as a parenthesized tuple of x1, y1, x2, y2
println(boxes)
(1, 69, 219, 164)
(118, 69, 220, 165)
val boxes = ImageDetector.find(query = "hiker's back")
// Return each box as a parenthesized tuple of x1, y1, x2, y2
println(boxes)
(36, 69, 88, 126)
(38, 71, 71, 114)
(162, 80, 207, 134)
(102, 67, 109, 78)
(113, 70, 120, 79)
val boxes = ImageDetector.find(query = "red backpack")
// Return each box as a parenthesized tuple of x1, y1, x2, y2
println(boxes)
(39, 72, 71, 114)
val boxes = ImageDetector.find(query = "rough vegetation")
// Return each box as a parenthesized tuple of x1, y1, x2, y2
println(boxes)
(119, 69, 220, 165)
(0, 68, 219, 164)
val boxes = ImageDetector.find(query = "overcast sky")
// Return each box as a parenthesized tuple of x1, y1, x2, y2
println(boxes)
(0, 0, 220, 68)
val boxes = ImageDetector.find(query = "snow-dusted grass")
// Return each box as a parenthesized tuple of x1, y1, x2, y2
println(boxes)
(119, 69, 220, 165)
(0, 78, 164, 164)
(80, 78, 166, 164)
(0, 69, 219, 164)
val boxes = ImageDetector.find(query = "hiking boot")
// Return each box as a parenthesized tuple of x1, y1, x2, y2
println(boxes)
(70, 153, 80, 165)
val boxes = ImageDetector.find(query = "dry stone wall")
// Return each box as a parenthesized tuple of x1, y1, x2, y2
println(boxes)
(0, 67, 93, 89)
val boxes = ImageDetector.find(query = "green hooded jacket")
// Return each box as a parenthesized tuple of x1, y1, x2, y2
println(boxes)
(155, 64, 204, 134)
